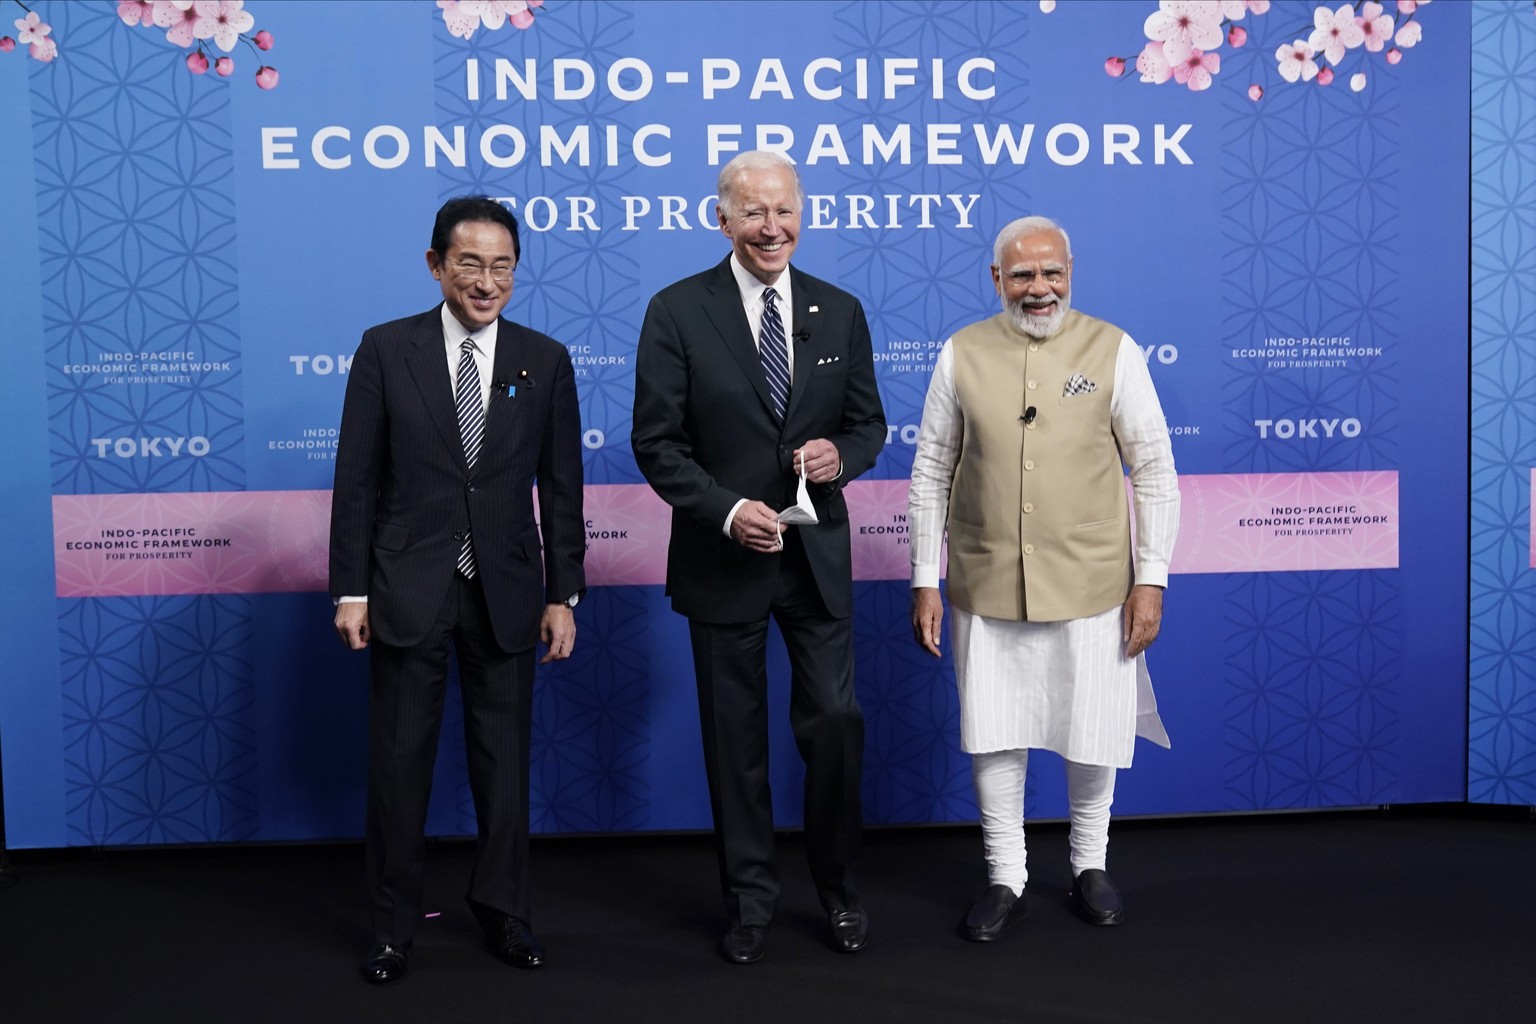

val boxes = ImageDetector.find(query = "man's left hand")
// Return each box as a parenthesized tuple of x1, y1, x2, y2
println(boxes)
(792, 438, 841, 484)
(1122, 584, 1163, 659)
(540, 604, 576, 663)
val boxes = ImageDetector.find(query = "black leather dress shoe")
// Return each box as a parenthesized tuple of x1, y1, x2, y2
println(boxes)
(481, 914, 546, 968)
(361, 943, 410, 983)
(960, 883, 1025, 942)
(720, 923, 767, 964)
(1072, 869, 1124, 925)
(828, 906, 870, 953)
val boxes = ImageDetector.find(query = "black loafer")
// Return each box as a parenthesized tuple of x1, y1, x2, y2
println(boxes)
(361, 942, 410, 983)
(1072, 869, 1123, 926)
(720, 923, 767, 964)
(960, 884, 1025, 941)
(828, 906, 870, 953)
(481, 914, 546, 968)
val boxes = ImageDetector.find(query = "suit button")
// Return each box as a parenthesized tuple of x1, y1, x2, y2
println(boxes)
(467, 482, 476, 492)
(1024, 544, 1035, 555)
(453, 531, 465, 541)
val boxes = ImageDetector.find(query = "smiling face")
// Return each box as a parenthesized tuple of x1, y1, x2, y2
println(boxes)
(425, 219, 516, 332)
(992, 228, 1073, 339)
(718, 163, 801, 286)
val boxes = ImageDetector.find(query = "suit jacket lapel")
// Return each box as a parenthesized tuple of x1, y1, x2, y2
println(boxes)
(700, 257, 778, 423)
(485, 318, 521, 453)
(406, 306, 467, 472)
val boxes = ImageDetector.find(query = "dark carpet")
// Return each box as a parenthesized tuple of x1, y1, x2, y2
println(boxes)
(0, 806, 1530, 1024)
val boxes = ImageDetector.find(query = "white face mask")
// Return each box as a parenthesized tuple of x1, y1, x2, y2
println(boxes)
(774, 452, 819, 547)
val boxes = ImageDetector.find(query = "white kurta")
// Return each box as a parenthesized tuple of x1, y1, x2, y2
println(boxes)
(909, 331, 1180, 768)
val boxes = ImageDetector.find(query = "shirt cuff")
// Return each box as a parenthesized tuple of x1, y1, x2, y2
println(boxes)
(335, 595, 368, 606)
(911, 566, 941, 590)
(724, 498, 748, 538)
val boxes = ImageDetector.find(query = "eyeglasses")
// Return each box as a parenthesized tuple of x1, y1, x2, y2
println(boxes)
(445, 257, 515, 283)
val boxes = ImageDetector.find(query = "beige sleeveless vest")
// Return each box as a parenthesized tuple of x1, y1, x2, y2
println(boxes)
(947, 309, 1132, 622)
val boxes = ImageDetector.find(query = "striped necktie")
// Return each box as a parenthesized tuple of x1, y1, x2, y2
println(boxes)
(760, 286, 790, 421)
(454, 337, 483, 578)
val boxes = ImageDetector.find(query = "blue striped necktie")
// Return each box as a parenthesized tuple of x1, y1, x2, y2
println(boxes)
(760, 286, 790, 421)
(454, 337, 483, 578)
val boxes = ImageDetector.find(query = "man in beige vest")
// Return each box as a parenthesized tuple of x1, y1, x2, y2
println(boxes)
(908, 216, 1179, 939)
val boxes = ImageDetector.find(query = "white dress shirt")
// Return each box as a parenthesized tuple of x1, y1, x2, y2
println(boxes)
(722, 254, 797, 537)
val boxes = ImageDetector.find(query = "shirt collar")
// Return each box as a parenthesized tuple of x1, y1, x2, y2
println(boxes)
(440, 304, 498, 352)
(728, 253, 792, 311)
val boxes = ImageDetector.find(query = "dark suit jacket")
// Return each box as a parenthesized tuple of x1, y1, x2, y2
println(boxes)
(632, 258, 886, 624)
(329, 306, 585, 653)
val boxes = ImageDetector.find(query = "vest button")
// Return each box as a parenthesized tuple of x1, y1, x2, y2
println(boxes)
(1023, 544, 1035, 555)
(1027, 379, 1037, 390)
(1024, 460, 1035, 471)
(1022, 503, 1034, 513)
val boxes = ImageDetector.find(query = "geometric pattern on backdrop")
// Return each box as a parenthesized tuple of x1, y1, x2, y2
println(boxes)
(36, 4, 257, 844)
(1216, 10, 1401, 808)
(832, 0, 1034, 485)
(1469, 1, 1536, 805)
(59, 594, 257, 845)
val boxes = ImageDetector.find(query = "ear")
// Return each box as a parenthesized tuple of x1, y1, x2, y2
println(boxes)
(425, 249, 442, 278)
(990, 264, 1002, 294)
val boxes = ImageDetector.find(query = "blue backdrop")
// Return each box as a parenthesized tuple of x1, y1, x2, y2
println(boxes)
(0, 0, 1481, 849)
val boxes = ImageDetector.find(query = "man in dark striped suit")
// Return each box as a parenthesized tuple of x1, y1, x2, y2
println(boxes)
(329, 197, 586, 983)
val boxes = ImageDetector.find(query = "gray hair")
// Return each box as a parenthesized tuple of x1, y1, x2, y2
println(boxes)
(717, 151, 804, 219)
(992, 216, 1072, 268)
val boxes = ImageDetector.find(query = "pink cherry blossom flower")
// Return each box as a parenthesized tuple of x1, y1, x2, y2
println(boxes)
(1137, 40, 1174, 84)
(1309, 4, 1365, 66)
(1275, 40, 1319, 82)
(1350, 72, 1367, 90)
(0, 36, 14, 53)
(1394, 20, 1421, 47)
(194, 1, 254, 53)
(1248, 83, 1264, 101)
(255, 65, 279, 89)
(1396, 0, 1415, 10)
(29, 37, 57, 63)
(1105, 55, 1127, 77)
(437, 1, 479, 40)
(1143, 1, 1223, 65)
(1355, 2, 1394, 51)
(14, 11, 50, 45)
(155, 1, 202, 49)
(117, 1, 157, 27)
(1317, 66, 1335, 85)
(186, 49, 208, 73)
(1173, 48, 1220, 91)
(216, 55, 233, 75)
(1229, 25, 1248, 46)
(1040, 0, 1057, 11)
(1386, 47, 1403, 64)
(1221, 0, 1271, 16)
(509, 1, 543, 30)
(254, 29, 272, 50)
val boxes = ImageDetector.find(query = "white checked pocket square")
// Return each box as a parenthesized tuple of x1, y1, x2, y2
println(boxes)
(1063, 373, 1097, 396)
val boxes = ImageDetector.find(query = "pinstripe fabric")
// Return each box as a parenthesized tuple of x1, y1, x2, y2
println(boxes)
(910, 331, 1178, 767)
(455, 338, 484, 578)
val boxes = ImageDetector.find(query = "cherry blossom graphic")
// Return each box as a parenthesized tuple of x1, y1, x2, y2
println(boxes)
(1309, 3, 1365, 65)
(1090, 0, 1434, 99)
(1276, 38, 1320, 82)
(2, 3, 55, 63)
(108, 0, 278, 88)
(436, 0, 544, 40)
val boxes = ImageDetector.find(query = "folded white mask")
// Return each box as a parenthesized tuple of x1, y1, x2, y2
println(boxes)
(774, 453, 819, 546)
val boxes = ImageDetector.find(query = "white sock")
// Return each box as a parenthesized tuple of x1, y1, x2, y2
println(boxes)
(972, 749, 1029, 895)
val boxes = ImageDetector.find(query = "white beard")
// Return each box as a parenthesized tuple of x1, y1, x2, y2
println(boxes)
(1007, 292, 1070, 339)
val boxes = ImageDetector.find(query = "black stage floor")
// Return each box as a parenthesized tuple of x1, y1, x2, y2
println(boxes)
(0, 806, 1531, 1024)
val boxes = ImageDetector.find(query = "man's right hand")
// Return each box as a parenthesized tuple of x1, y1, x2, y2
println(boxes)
(912, 587, 944, 657)
(729, 499, 787, 553)
(335, 601, 370, 650)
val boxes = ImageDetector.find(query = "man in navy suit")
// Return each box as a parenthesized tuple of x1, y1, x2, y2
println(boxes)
(330, 197, 585, 983)
(632, 152, 886, 964)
